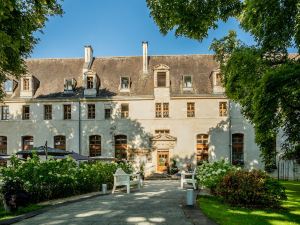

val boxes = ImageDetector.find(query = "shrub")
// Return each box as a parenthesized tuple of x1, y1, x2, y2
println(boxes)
(215, 170, 287, 208)
(196, 159, 237, 192)
(0, 154, 134, 207)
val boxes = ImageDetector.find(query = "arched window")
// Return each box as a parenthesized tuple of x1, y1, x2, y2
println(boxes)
(0, 136, 7, 154)
(54, 135, 66, 150)
(232, 133, 244, 166)
(22, 136, 33, 150)
(196, 134, 209, 163)
(115, 135, 127, 160)
(89, 135, 101, 157)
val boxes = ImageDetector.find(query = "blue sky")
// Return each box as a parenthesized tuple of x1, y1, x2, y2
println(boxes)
(31, 0, 256, 58)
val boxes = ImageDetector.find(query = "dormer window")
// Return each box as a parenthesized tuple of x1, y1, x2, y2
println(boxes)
(64, 79, 76, 93)
(211, 69, 225, 94)
(157, 72, 166, 87)
(120, 77, 130, 91)
(87, 76, 94, 89)
(183, 75, 192, 89)
(3, 80, 15, 93)
(23, 78, 30, 91)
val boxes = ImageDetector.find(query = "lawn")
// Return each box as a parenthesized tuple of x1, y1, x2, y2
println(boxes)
(198, 181, 300, 225)
(0, 204, 44, 221)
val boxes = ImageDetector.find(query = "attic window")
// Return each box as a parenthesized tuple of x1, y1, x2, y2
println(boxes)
(120, 77, 130, 90)
(23, 78, 30, 91)
(157, 72, 166, 87)
(216, 73, 222, 86)
(87, 76, 94, 89)
(183, 76, 192, 88)
(64, 79, 76, 92)
(4, 80, 13, 92)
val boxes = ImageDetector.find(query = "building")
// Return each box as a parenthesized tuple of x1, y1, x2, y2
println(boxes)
(0, 42, 266, 175)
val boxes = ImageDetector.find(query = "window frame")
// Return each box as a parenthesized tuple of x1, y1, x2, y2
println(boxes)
(232, 133, 244, 166)
(219, 102, 228, 117)
(121, 103, 129, 118)
(63, 104, 72, 120)
(183, 75, 193, 89)
(87, 76, 94, 89)
(1, 106, 9, 120)
(54, 135, 66, 150)
(155, 129, 170, 134)
(22, 105, 30, 120)
(87, 104, 96, 119)
(44, 105, 52, 120)
(104, 108, 111, 119)
(0, 136, 7, 154)
(23, 78, 30, 91)
(196, 134, 209, 163)
(120, 77, 130, 91)
(89, 135, 101, 157)
(115, 135, 127, 160)
(187, 102, 195, 117)
(22, 136, 33, 151)
(157, 72, 167, 87)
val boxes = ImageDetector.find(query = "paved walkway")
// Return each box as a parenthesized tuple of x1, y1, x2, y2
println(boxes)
(15, 180, 213, 225)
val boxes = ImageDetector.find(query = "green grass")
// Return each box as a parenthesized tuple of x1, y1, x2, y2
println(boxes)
(198, 181, 300, 225)
(0, 204, 44, 221)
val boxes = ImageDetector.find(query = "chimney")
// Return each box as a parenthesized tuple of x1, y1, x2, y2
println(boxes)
(84, 45, 93, 69)
(142, 41, 148, 74)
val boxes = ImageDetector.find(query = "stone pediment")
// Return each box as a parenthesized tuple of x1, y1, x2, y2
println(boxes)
(151, 134, 177, 149)
(151, 134, 177, 141)
(153, 64, 170, 70)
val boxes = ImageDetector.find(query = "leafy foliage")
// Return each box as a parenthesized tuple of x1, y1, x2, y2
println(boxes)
(216, 170, 287, 207)
(0, 154, 133, 206)
(147, 0, 300, 167)
(196, 159, 238, 192)
(0, 0, 63, 98)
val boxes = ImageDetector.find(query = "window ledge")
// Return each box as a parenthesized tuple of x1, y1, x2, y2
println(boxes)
(119, 88, 130, 92)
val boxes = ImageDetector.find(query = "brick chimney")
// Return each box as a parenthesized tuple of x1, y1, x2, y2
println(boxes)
(84, 45, 93, 70)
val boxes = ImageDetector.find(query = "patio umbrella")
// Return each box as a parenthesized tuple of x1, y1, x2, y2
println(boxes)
(16, 146, 72, 156)
(0, 153, 10, 160)
(53, 151, 90, 161)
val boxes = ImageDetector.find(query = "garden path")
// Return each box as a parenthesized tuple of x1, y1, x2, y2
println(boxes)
(15, 180, 214, 225)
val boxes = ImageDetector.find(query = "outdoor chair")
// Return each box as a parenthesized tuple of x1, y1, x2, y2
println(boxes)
(112, 168, 141, 194)
(180, 167, 197, 189)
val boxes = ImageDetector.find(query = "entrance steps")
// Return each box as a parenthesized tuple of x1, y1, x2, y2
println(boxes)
(145, 173, 180, 180)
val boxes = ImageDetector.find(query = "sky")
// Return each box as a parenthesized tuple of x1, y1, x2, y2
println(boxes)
(31, 0, 257, 58)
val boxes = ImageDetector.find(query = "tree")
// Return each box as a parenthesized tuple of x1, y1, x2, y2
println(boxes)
(147, 0, 300, 170)
(0, 0, 63, 98)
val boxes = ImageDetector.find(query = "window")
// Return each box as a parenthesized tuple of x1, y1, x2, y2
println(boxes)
(232, 133, 244, 166)
(187, 102, 195, 117)
(22, 136, 33, 150)
(105, 108, 111, 119)
(216, 73, 222, 86)
(87, 104, 95, 119)
(115, 135, 127, 160)
(4, 80, 13, 92)
(121, 104, 129, 118)
(120, 77, 130, 90)
(87, 76, 94, 89)
(183, 76, 192, 88)
(22, 105, 30, 120)
(1, 106, 9, 120)
(64, 79, 76, 92)
(219, 102, 228, 116)
(54, 135, 66, 150)
(163, 103, 169, 118)
(157, 72, 166, 87)
(155, 130, 170, 134)
(23, 78, 30, 91)
(89, 135, 101, 157)
(63, 105, 71, 120)
(155, 103, 169, 118)
(0, 136, 7, 154)
(44, 105, 52, 120)
(196, 134, 209, 163)
(155, 103, 162, 118)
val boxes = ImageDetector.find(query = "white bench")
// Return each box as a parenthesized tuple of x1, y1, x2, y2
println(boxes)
(180, 168, 197, 190)
(112, 168, 141, 194)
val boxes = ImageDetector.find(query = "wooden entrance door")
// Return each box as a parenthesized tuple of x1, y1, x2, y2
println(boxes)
(157, 150, 169, 173)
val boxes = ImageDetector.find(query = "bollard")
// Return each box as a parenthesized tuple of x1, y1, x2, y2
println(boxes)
(186, 189, 194, 206)
(102, 184, 107, 194)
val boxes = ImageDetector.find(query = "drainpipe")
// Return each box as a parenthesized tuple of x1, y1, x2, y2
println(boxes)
(78, 99, 82, 155)
(228, 100, 232, 164)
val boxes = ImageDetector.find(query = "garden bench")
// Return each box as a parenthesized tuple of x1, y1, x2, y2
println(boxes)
(112, 168, 141, 194)
(180, 168, 197, 189)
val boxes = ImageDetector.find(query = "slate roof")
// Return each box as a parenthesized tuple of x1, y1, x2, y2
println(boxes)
(4, 54, 219, 100)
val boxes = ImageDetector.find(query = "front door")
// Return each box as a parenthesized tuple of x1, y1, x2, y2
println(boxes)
(157, 150, 169, 173)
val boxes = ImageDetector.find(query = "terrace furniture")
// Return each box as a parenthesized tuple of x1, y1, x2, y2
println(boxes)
(112, 168, 141, 194)
(180, 168, 197, 189)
